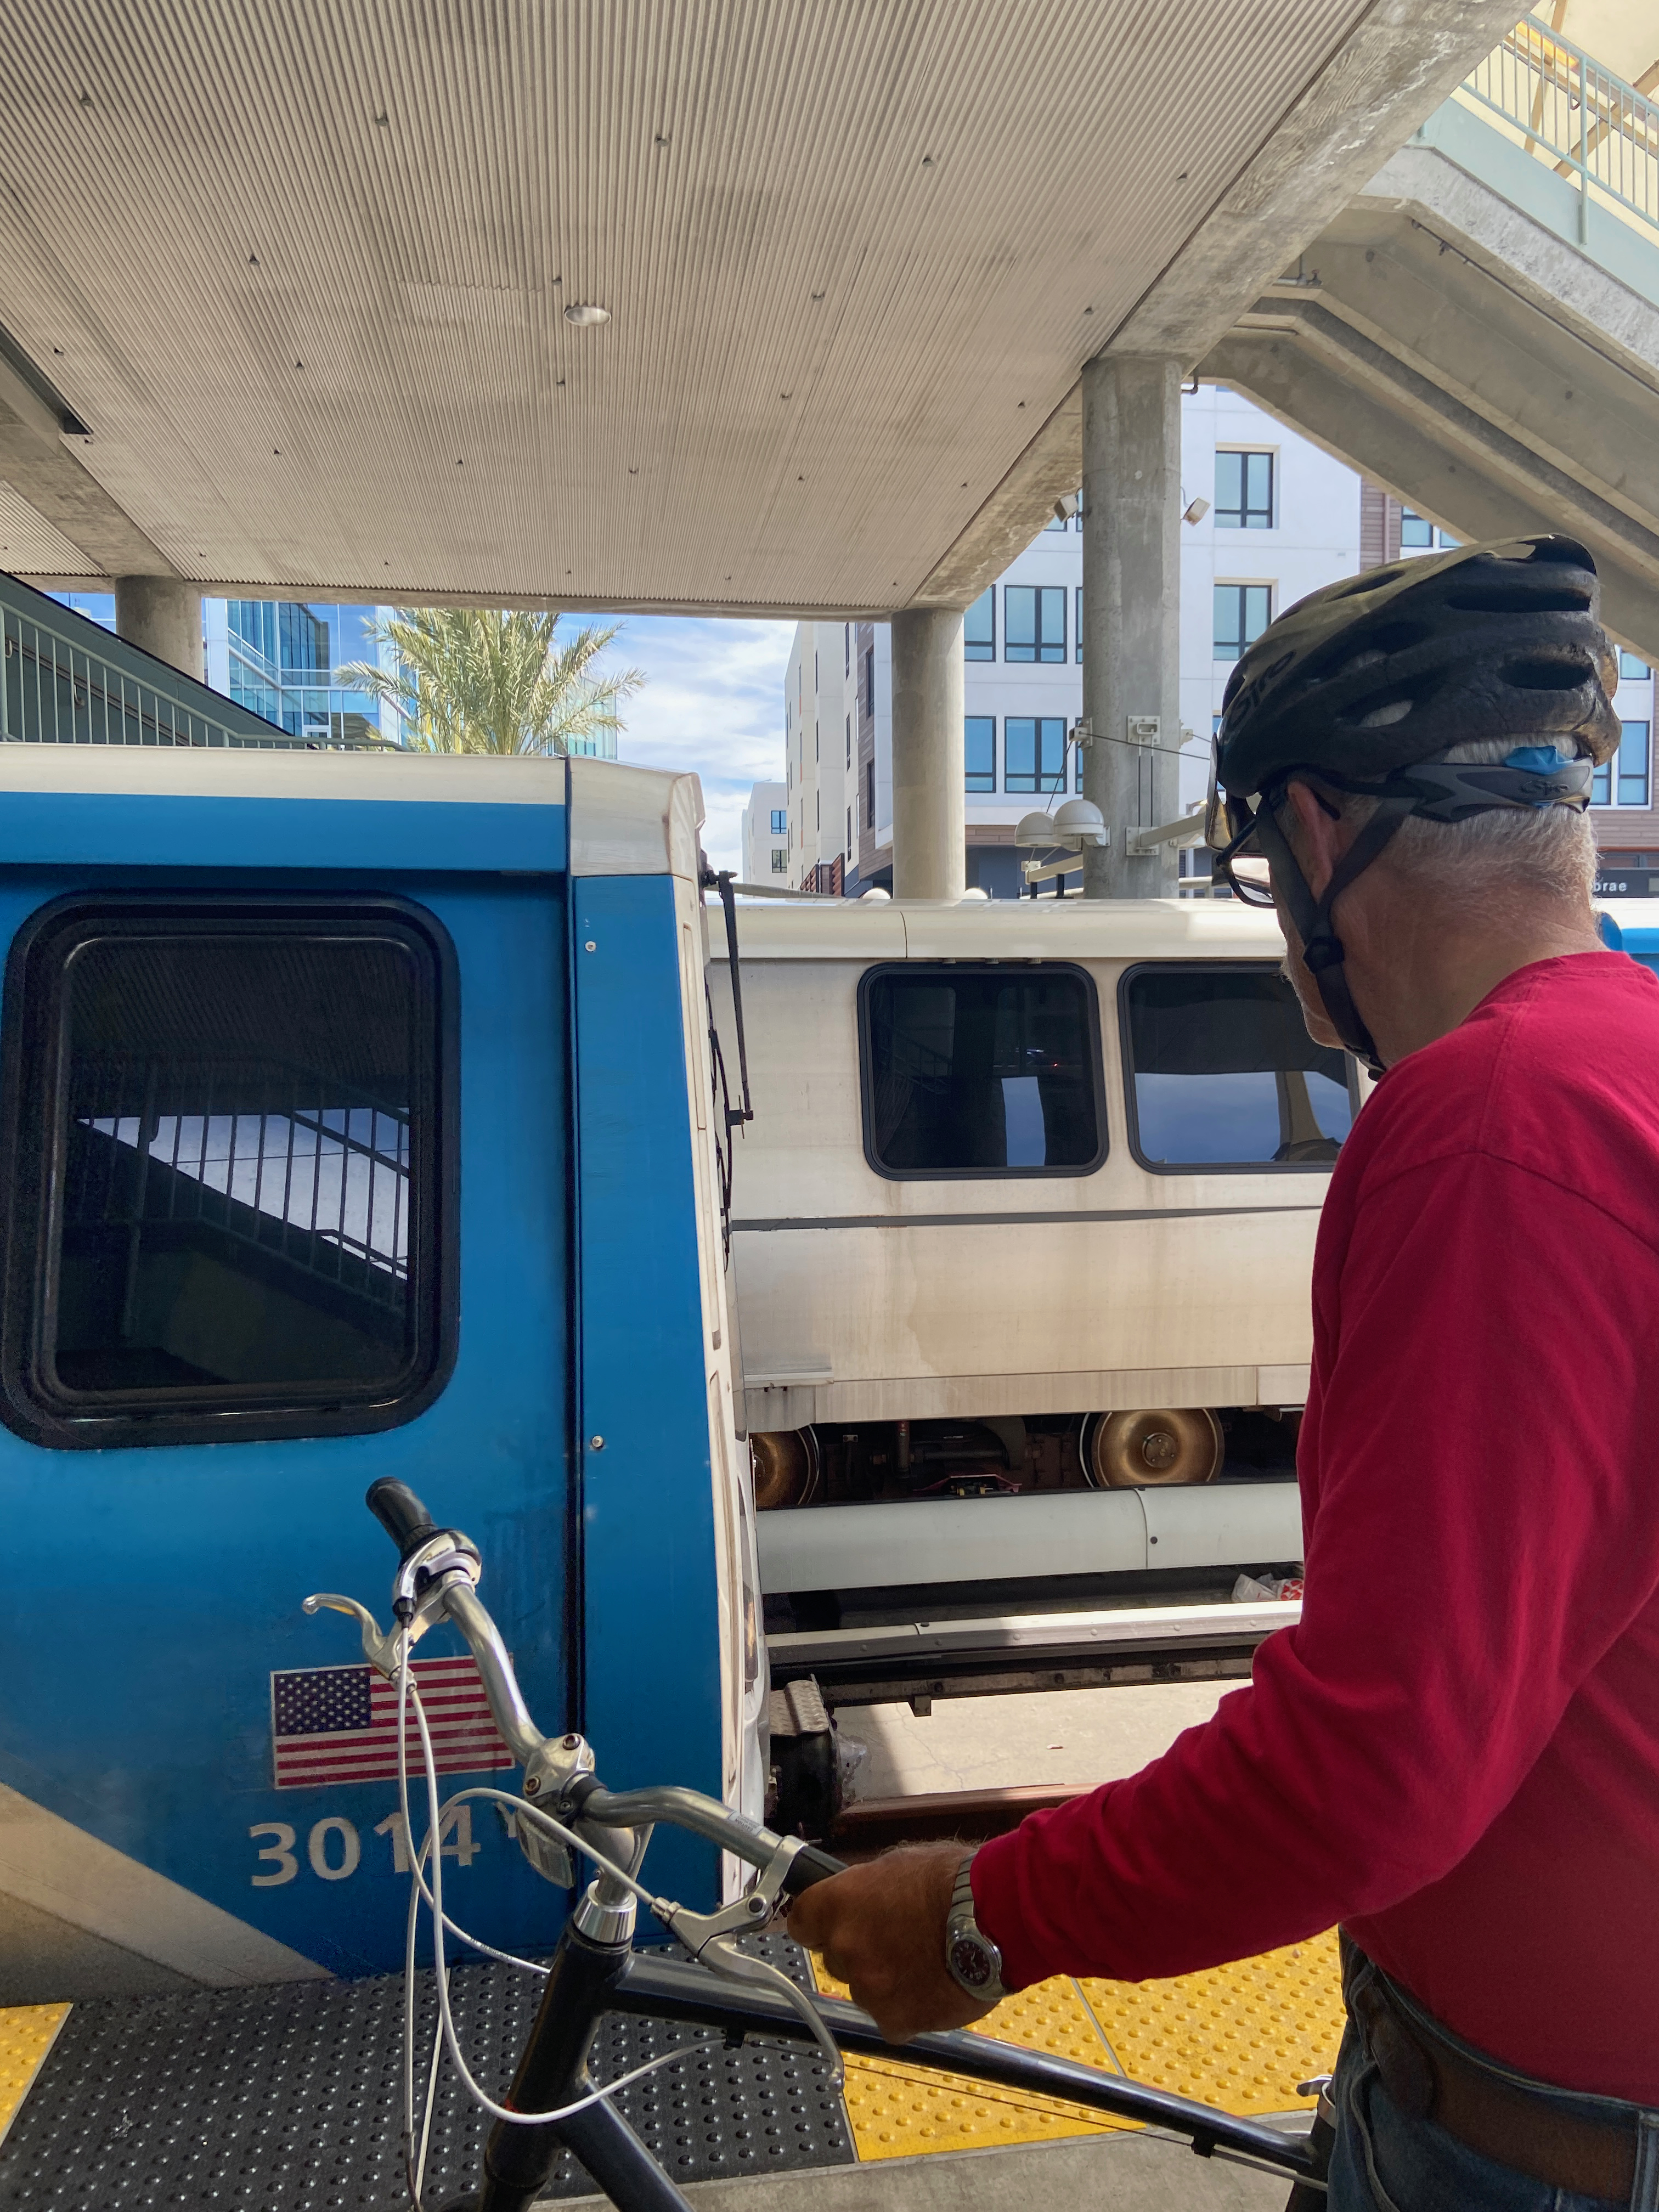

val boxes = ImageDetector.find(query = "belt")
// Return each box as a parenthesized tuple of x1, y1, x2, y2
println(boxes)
(1351, 1970, 1636, 2204)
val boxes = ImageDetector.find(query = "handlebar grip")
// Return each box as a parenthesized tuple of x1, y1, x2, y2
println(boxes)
(781, 1843, 847, 1894)
(366, 1479, 437, 1551)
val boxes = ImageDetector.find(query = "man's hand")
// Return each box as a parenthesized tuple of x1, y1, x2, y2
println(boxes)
(785, 1842, 998, 2044)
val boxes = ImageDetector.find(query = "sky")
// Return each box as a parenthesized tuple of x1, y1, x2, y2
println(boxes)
(588, 614, 792, 874)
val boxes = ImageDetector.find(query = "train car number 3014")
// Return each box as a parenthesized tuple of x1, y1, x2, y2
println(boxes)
(248, 1805, 481, 1885)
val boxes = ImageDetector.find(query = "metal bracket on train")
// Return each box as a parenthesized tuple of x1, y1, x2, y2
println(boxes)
(768, 1676, 839, 1842)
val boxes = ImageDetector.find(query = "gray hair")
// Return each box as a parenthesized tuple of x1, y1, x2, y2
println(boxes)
(1286, 740, 1596, 907)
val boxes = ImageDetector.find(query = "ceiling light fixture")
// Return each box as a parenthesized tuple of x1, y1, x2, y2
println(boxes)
(564, 303, 610, 327)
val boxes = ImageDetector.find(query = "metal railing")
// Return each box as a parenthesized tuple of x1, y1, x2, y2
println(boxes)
(71, 1057, 411, 1314)
(1461, 20, 1659, 242)
(0, 569, 386, 749)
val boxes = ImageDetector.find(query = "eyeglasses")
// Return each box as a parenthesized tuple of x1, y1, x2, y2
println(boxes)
(1207, 783, 1280, 909)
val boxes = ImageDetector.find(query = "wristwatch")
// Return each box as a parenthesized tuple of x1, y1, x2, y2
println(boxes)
(944, 1850, 1007, 2002)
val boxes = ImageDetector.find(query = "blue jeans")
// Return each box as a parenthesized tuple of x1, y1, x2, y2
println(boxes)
(1329, 1950, 1659, 2212)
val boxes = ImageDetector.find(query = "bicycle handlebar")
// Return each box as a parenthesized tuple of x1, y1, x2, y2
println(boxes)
(360, 1483, 851, 1885)
(366, 1477, 438, 1552)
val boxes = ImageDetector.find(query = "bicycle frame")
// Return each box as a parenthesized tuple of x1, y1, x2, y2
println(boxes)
(332, 1480, 1330, 2212)
(455, 1921, 1323, 2212)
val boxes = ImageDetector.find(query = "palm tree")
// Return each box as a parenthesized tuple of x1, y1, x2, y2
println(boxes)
(340, 608, 643, 755)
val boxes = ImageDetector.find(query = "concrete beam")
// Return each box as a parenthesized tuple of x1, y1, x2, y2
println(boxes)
(115, 576, 205, 679)
(1299, 229, 1659, 535)
(890, 610, 965, 902)
(1080, 357, 1181, 899)
(907, 0, 1526, 610)
(0, 409, 171, 582)
(1199, 327, 1659, 664)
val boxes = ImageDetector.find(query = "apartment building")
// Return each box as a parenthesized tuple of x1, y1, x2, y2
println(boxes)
(782, 620, 860, 894)
(740, 781, 789, 883)
(757, 385, 1656, 894)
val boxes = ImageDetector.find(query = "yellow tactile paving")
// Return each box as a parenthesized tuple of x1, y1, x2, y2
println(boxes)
(1080, 1928, 1347, 2116)
(812, 1961, 1135, 2157)
(0, 2005, 70, 2152)
(809, 1929, 1344, 2160)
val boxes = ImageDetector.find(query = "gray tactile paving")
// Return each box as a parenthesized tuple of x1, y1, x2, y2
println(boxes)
(0, 1933, 854, 2209)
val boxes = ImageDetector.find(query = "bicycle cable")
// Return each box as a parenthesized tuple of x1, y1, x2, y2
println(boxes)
(393, 1642, 698, 2209)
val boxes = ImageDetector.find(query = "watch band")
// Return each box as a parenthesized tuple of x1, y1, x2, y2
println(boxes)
(944, 1849, 1007, 2002)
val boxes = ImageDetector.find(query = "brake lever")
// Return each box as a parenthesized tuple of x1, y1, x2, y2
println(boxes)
(653, 1837, 844, 2083)
(303, 1561, 464, 1681)
(302, 1593, 409, 1678)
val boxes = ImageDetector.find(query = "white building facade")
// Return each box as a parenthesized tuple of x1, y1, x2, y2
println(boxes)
(757, 383, 1657, 894)
(740, 781, 789, 883)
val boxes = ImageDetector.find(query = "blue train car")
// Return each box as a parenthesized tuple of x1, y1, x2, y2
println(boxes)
(0, 743, 761, 1993)
(1600, 900, 1659, 978)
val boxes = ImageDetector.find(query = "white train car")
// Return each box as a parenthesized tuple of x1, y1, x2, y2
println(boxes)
(708, 896, 1360, 1706)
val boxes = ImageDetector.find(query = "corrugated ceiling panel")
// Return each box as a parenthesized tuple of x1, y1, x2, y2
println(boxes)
(0, 483, 100, 577)
(0, 0, 1367, 607)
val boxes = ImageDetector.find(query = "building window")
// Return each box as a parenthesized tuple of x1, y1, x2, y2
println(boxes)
(845, 713, 851, 768)
(1214, 584, 1272, 661)
(770, 809, 787, 834)
(966, 716, 996, 793)
(1075, 586, 1083, 662)
(864, 649, 874, 716)
(1596, 721, 1651, 808)
(865, 757, 876, 831)
(847, 807, 853, 858)
(844, 623, 850, 674)
(1215, 451, 1274, 529)
(1121, 963, 1355, 1171)
(1005, 716, 1066, 793)
(0, 896, 455, 1449)
(1620, 650, 1651, 681)
(964, 590, 995, 663)
(771, 849, 788, 874)
(1005, 586, 1066, 664)
(1400, 509, 1434, 548)
(860, 964, 1105, 1179)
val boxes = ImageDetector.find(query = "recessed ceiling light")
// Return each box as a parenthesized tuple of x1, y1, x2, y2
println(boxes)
(564, 303, 610, 327)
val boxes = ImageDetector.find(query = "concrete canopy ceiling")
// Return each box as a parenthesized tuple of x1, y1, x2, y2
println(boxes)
(0, 0, 1526, 618)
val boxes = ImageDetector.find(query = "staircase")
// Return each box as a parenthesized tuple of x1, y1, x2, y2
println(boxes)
(1203, 19, 1659, 658)
(1, 567, 375, 749)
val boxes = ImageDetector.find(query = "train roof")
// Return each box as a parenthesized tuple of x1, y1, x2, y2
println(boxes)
(712, 894, 1289, 961)
(0, 747, 706, 881)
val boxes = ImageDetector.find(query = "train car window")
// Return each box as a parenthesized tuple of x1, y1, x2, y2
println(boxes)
(1121, 962, 1354, 1171)
(859, 964, 1104, 1179)
(0, 898, 456, 1447)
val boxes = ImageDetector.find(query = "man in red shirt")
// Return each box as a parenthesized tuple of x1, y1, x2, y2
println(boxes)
(791, 536, 1659, 2209)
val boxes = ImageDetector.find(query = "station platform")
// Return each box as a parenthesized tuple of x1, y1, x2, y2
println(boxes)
(0, 1929, 1340, 2208)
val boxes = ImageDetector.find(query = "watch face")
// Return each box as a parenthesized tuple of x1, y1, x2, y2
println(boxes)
(949, 1932, 996, 1990)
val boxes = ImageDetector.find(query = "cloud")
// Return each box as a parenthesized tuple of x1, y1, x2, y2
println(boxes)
(585, 614, 793, 871)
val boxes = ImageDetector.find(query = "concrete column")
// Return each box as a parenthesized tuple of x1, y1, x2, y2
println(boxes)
(890, 607, 965, 901)
(1080, 355, 1182, 897)
(115, 577, 204, 680)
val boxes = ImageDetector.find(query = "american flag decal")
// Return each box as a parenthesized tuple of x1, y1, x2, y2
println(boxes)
(270, 1655, 515, 1790)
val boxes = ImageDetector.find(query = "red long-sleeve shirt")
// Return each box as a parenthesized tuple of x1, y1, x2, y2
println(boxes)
(973, 951, 1659, 2101)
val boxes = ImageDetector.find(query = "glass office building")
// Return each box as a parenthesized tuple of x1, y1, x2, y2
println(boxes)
(49, 596, 618, 759)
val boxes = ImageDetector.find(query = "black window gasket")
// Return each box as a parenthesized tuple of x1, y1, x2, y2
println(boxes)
(857, 960, 1108, 1183)
(1118, 958, 1357, 1177)
(0, 891, 459, 1450)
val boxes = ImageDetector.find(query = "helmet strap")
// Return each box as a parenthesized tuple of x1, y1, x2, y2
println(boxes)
(1249, 793, 1418, 1079)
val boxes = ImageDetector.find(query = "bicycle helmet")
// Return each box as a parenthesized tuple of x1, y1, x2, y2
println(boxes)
(1209, 533, 1618, 1074)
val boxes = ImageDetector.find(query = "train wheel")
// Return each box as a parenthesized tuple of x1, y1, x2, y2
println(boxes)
(1083, 1407, 1223, 1488)
(750, 1426, 822, 1510)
